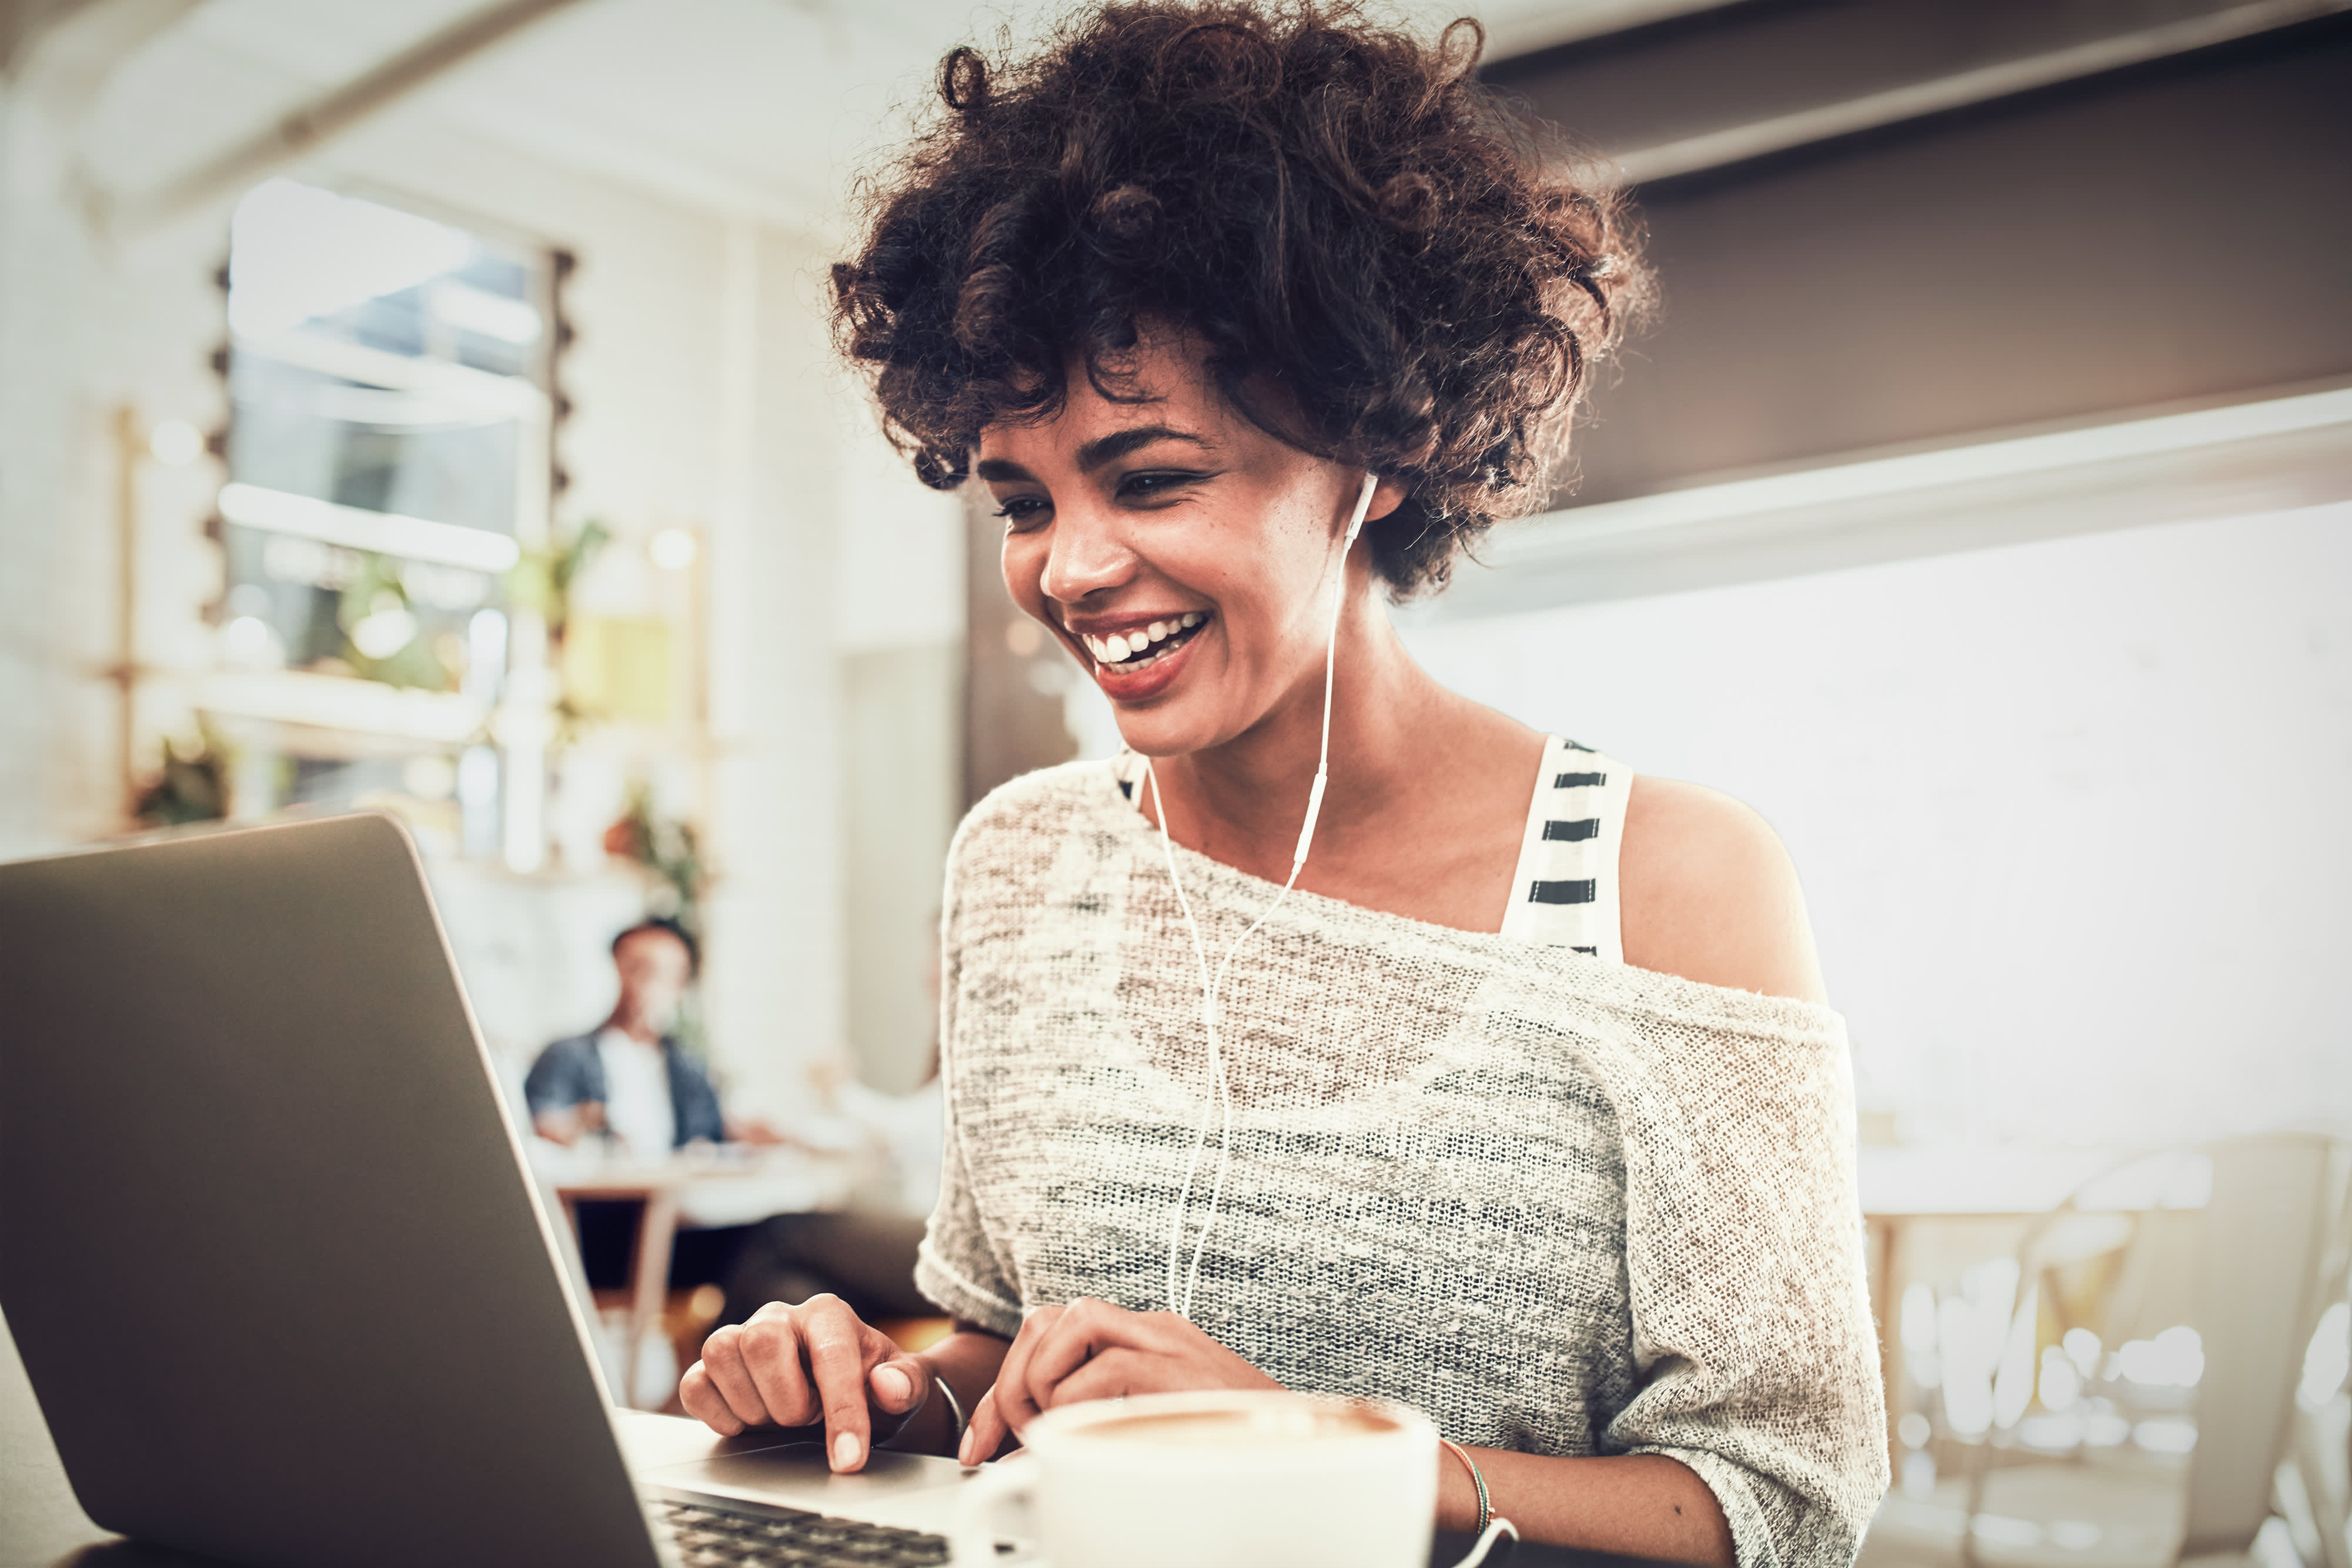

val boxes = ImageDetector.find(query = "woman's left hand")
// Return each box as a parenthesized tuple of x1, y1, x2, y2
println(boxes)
(959, 1297, 1281, 1464)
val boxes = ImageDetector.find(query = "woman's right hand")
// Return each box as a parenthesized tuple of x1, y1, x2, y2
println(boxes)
(680, 1294, 933, 1473)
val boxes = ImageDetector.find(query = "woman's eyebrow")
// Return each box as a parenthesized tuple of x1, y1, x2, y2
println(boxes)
(1075, 425, 1214, 472)
(975, 426, 1214, 483)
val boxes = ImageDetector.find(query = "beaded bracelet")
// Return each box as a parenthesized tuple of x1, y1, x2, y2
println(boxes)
(1438, 1437, 1491, 1537)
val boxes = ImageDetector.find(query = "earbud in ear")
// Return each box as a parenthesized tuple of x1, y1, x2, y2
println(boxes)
(1343, 472, 1378, 549)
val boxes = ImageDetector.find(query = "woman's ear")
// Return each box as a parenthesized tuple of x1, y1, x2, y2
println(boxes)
(1365, 475, 1411, 526)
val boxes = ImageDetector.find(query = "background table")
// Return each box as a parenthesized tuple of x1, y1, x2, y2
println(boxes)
(540, 1144, 857, 1406)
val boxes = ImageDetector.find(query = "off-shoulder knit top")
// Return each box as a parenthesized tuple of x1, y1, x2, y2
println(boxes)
(915, 759, 1889, 1568)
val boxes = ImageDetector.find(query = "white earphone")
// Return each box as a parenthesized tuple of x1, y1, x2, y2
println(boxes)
(1145, 470, 1379, 1321)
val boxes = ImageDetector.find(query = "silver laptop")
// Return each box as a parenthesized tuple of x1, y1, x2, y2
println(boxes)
(0, 812, 979, 1568)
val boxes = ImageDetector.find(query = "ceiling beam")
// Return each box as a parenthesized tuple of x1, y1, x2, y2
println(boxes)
(1604, 0, 2352, 186)
(6, 0, 196, 121)
(1474, 0, 1743, 66)
(106, 0, 590, 239)
(1, 0, 98, 77)
(1418, 383, 2352, 617)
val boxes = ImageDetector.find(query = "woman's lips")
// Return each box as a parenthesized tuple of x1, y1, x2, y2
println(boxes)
(1081, 617, 1206, 703)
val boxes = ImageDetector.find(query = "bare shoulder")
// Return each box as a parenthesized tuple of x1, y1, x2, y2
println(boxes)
(1618, 775, 1828, 1005)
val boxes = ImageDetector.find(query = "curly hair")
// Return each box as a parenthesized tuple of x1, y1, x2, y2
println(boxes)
(830, 1, 1651, 597)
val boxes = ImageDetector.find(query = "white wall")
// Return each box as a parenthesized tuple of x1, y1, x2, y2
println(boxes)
(834, 359, 967, 1092)
(0, 75, 230, 860)
(1402, 502, 2352, 1147)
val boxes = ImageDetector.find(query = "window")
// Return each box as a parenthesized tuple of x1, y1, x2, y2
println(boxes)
(211, 179, 562, 862)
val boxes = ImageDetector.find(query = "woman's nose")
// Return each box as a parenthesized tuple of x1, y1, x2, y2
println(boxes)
(1038, 502, 1136, 606)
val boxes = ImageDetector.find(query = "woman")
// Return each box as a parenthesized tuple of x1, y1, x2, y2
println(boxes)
(682, 5, 1887, 1562)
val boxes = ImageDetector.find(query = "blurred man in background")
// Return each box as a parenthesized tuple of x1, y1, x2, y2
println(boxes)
(525, 916, 776, 1290)
(524, 916, 729, 1156)
(526, 912, 941, 1326)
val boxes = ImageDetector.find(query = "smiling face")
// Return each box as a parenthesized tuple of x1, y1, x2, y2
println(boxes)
(982, 336, 1400, 761)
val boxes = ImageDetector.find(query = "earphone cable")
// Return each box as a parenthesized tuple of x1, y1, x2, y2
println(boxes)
(1152, 472, 1378, 1321)
(1148, 758, 1299, 1319)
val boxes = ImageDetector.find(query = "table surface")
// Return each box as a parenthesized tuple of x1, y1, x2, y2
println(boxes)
(539, 1144, 858, 1231)
(11, 1144, 2155, 1566)
(2, 1313, 1635, 1568)
(1854, 1144, 2196, 1216)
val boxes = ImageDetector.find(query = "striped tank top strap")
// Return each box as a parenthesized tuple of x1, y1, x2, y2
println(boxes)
(1497, 736, 1632, 962)
(1111, 747, 1148, 802)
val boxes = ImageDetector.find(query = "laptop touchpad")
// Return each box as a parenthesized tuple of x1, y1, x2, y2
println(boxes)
(646, 1442, 972, 1524)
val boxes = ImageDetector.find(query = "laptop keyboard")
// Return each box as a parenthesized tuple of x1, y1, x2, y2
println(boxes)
(653, 1494, 957, 1566)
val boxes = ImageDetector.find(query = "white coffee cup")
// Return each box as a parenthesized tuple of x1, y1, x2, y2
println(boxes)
(948, 1388, 1437, 1568)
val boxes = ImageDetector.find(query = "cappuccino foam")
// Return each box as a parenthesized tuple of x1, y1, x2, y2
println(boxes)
(1078, 1403, 1399, 1449)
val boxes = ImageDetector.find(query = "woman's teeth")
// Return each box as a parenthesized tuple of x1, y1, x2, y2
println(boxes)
(1082, 612, 1205, 666)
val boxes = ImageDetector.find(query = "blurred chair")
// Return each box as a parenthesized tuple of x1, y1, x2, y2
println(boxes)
(1865, 1134, 2351, 1568)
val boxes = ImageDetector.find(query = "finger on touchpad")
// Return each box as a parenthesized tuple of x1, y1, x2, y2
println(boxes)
(649, 1445, 967, 1509)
